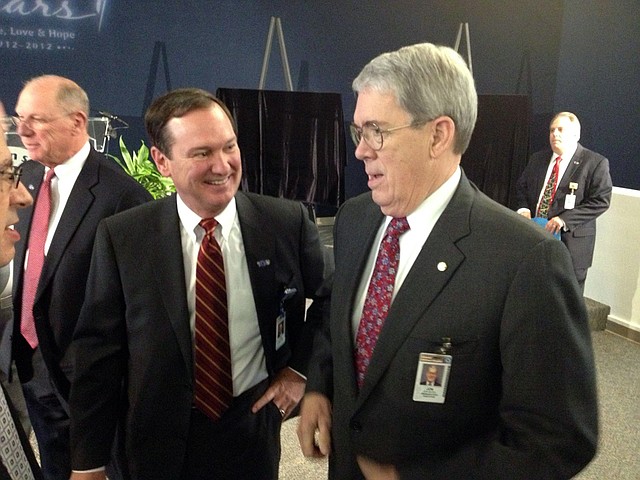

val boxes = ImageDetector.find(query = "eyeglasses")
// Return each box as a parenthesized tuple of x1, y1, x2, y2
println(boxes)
(0, 165, 23, 189)
(349, 121, 427, 151)
(1, 116, 12, 132)
(10, 112, 73, 131)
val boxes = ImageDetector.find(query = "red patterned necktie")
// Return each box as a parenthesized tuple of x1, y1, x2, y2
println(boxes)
(194, 218, 233, 421)
(537, 156, 561, 218)
(354, 217, 410, 389)
(21, 168, 55, 349)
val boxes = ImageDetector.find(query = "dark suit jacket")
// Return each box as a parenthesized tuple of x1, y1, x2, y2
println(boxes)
(4, 149, 152, 399)
(0, 383, 43, 480)
(69, 191, 326, 478)
(515, 143, 612, 271)
(307, 173, 598, 479)
(0, 265, 12, 377)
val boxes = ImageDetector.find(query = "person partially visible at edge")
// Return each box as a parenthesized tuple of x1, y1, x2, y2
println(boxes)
(0, 107, 43, 479)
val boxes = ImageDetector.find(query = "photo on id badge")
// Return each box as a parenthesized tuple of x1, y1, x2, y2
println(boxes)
(413, 353, 451, 404)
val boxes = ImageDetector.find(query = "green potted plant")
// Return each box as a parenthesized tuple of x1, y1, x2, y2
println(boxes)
(110, 136, 175, 199)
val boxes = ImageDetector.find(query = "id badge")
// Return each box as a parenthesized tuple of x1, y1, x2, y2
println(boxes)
(275, 313, 286, 350)
(564, 194, 576, 209)
(412, 353, 452, 404)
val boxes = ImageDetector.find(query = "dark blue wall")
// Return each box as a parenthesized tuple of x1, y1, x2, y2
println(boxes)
(2, 0, 638, 195)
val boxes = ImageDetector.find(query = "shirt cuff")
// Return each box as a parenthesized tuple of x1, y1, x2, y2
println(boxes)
(287, 366, 307, 381)
(72, 467, 106, 473)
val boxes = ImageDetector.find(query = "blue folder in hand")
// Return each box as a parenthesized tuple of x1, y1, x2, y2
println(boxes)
(532, 217, 561, 240)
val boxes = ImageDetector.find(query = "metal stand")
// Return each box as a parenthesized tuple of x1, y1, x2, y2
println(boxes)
(454, 22, 473, 76)
(259, 17, 293, 91)
(142, 41, 172, 116)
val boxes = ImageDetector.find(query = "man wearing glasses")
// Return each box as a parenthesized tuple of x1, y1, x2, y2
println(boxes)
(0, 119, 44, 479)
(4, 75, 151, 480)
(298, 43, 597, 479)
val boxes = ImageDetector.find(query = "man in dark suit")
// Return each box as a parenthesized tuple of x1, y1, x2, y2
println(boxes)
(68, 89, 326, 479)
(298, 43, 598, 479)
(515, 112, 612, 290)
(4, 75, 152, 480)
(0, 119, 42, 479)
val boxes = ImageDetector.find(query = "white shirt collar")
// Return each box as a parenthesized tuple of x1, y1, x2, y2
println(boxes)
(47, 141, 90, 179)
(176, 194, 237, 242)
(553, 143, 577, 163)
(401, 166, 461, 233)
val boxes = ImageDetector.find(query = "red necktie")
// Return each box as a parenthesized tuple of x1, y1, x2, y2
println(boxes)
(21, 168, 55, 349)
(354, 217, 410, 389)
(194, 218, 233, 421)
(537, 156, 561, 218)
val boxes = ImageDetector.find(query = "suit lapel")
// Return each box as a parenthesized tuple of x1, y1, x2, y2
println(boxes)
(333, 200, 385, 396)
(550, 144, 583, 215)
(234, 193, 277, 342)
(533, 152, 552, 204)
(558, 143, 583, 189)
(355, 176, 473, 406)
(147, 197, 193, 373)
(37, 153, 98, 299)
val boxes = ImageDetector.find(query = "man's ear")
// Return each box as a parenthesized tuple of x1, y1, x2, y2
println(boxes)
(151, 146, 172, 178)
(71, 111, 88, 136)
(430, 116, 455, 158)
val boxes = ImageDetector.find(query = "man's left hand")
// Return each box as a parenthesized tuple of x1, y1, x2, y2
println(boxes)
(251, 367, 305, 420)
(546, 216, 564, 235)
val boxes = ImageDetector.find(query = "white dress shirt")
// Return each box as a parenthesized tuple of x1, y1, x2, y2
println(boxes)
(535, 144, 576, 214)
(176, 195, 268, 397)
(42, 141, 90, 255)
(351, 167, 461, 338)
(23, 141, 89, 272)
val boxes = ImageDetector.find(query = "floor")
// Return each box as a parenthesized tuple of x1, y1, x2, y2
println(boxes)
(278, 330, 640, 479)
(27, 329, 639, 479)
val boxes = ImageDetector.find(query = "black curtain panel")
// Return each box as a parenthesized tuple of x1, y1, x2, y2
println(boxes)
(217, 88, 346, 209)
(462, 95, 531, 209)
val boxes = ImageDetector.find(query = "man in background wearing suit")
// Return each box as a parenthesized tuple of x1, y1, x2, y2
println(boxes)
(69, 88, 326, 479)
(298, 43, 598, 479)
(0, 117, 42, 479)
(515, 112, 612, 290)
(5, 75, 152, 480)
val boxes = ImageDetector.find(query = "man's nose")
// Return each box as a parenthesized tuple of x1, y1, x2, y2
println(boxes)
(354, 138, 375, 162)
(16, 122, 33, 136)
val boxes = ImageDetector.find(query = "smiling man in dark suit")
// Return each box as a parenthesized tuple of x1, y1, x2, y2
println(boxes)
(68, 88, 326, 479)
(515, 112, 612, 290)
(297, 43, 598, 479)
(4, 75, 152, 480)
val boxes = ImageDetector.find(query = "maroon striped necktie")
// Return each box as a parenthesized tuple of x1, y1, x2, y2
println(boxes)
(194, 218, 233, 420)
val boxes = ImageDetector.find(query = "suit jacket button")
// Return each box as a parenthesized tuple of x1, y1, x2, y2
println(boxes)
(350, 420, 362, 432)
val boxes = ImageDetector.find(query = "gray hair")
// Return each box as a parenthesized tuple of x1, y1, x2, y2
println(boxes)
(352, 43, 477, 154)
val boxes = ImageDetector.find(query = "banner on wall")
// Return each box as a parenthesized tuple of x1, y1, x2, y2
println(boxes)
(0, 0, 108, 53)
